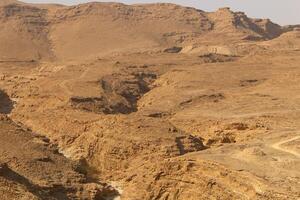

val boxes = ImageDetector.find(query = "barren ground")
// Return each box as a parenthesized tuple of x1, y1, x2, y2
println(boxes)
(0, 1, 300, 200)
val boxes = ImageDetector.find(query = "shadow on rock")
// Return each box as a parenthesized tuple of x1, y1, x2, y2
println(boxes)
(0, 90, 14, 114)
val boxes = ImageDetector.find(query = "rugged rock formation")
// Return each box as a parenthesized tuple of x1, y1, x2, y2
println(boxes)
(0, 1, 286, 61)
(0, 1, 299, 200)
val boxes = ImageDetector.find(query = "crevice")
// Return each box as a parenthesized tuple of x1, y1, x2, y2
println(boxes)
(0, 90, 14, 114)
(199, 53, 239, 63)
(70, 70, 157, 115)
(239, 79, 266, 87)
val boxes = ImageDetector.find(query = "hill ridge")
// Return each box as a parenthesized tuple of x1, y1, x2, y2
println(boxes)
(0, 1, 293, 61)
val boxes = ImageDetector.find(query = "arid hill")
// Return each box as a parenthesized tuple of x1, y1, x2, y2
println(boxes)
(0, 1, 288, 61)
(0, 0, 21, 5)
(0, 1, 300, 200)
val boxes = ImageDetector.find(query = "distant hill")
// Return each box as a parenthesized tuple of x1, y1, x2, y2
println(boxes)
(0, 1, 292, 61)
(0, 0, 20, 5)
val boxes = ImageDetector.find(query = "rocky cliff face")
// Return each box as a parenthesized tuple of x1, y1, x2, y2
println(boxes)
(0, 2, 286, 61)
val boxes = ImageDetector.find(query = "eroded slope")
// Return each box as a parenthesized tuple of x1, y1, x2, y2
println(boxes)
(0, 114, 119, 200)
(0, 1, 300, 200)
(0, 1, 288, 61)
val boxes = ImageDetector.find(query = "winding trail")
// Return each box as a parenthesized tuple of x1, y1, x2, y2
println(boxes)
(59, 67, 90, 96)
(271, 135, 300, 158)
(59, 80, 72, 96)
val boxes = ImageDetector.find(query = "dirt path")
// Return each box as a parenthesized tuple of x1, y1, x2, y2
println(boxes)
(271, 135, 300, 158)
(59, 67, 90, 96)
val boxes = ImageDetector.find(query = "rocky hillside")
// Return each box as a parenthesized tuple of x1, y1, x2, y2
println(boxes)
(0, 114, 117, 199)
(1, 1, 300, 200)
(0, 1, 287, 61)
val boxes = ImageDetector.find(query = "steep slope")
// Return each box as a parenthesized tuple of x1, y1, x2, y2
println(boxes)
(48, 3, 285, 60)
(262, 28, 300, 49)
(0, 115, 117, 200)
(205, 7, 282, 42)
(48, 3, 212, 61)
(0, 3, 53, 62)
(0, 1, 289, 62)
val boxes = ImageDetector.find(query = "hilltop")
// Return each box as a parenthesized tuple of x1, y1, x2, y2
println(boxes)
(0, 1, 289, 61)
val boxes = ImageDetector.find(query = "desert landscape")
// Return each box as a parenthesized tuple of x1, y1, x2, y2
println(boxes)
(0, 0, 300, 199)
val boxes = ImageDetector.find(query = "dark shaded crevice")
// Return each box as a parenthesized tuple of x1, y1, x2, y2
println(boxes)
(163, 46, 182, 53)
(168, 121, 208, 156)
(70, 70, 157, 115)
(0, 90, 14, 114)
(199, 53, 239, 63)
(179, 93, 225, 108)
(239, 79, 266, 87)
(174, 135, 207, 156)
